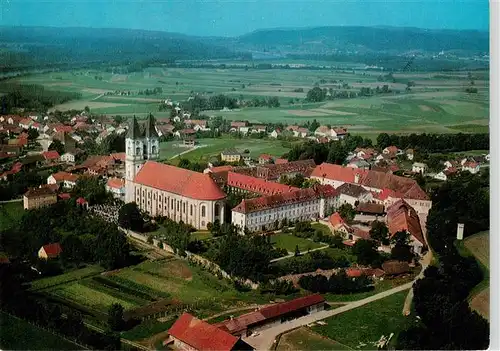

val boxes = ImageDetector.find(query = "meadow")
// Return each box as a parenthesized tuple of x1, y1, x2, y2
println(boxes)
(160, 136, 294, 162)
(270, 233, 324, 252)
(312, 290, 414, 350)
(0, 201, 23, 231)
(276, 327, 352, 351)
(6, 66, 489, 136)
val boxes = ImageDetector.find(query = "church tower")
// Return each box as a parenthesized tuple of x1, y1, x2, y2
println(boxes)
(125, 114, 159, 203)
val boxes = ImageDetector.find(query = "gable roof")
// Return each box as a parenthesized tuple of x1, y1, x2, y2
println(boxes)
(336, 183, 369, 198)
(42, 150, 60, 160)
(41, 243, 62, 257)
(168, 313, 239, 351)
(227, 172, 297, 196)
(329, 212, 345, 227)
(107, 177, 125, 189)
(259, 294, 325, 319)
(24, 186, 56, 199)
(134, 161, 226, 201)
(386, 200, 425, 245)
(50, 171, 79, 182)
(311, 163, 366, 183)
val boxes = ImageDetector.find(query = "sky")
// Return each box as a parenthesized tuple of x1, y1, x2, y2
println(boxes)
(0, 0, 490, 37)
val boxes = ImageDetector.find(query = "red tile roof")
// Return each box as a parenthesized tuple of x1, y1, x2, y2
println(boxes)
(208, 165, 234, 173)
(107, 177, 125, 189)
(384, 146, 398, 153)
(259, 154, 273, 161)
(275, 158, 289, 164)
(111, 152, 126, 162)
(329, 212, 345, 227)
(54, 125, 73, 133)
(58, 193, 71, 200)
(24, 187, 57, 199)
(76, 197, 88, 205)
(42, 150, 60, 160)
(134, 161, 226, 201)
(311, 163, 366, 183)
(230, 121, 247, 128)
(50, 171, 79, 182)
(168, 313, 239, 351)
(259, 294, 325, 319)
(227, 172, 297, 196)
(232, 185, 336, 214)
(41, 243, 62, 258)
(386, 200, 425, 245)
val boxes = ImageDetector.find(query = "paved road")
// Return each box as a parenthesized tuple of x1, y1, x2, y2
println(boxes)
(244, 282, 413, 350)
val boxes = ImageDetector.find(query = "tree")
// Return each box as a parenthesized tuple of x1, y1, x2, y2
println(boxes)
(352, 239, 380, 266)
(48, 139, 65, 155)
(72, 176, 110, 205)
(338, 203, 356, 223)
(118, 203, 144, 232)
(27, 128, 39, 141)
(61, 234, 85, 264)
(294, 245, 301, 257)
(329, 234, 344, 249)
(327, 142, 348, 165)
(376, 133, 392, 149)
(306, 87, 326, 102)
(369, 221, 390, 245)
(107, 303, 124, 331)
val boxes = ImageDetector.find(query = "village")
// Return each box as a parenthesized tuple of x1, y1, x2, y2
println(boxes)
(0, 103, 490, 351)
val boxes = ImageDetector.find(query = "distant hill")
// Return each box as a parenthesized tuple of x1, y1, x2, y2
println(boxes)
(231, 26, 489, 55)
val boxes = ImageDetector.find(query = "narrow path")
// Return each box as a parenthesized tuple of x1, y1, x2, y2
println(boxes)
(169, 144, 207, 160)
(270, 245, 330, 263)
(91, 93, 104, 101)
(244, 282, 413, 350)
(202, 304, 266, 322)
(0, 198, 22, 204)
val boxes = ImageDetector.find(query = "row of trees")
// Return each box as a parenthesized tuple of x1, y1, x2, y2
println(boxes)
(270, 250, 352, 277)
(376, 132, 489, 152)
(396, 172, 489, 349)
(299, 270, 373, 294)
(0, 169, 44, 201)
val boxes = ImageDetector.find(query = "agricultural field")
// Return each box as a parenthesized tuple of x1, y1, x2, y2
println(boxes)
(160, 137, 293, 162)
(276, 327, 352, 351)
(270, 233, 324, 253)
(312, 290, 414, 350)
(7, 66, 489, 135)
(0, 201, 23, 231)
(0, 312, 83, 350)
(30, 265, 105, 291)
(458, 231, 490, 320)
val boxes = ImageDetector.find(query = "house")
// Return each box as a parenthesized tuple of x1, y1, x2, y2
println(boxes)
(53, 125, 73, 134)
(19, 118, 34, 129)
(60, 152, 76, 163)
(214, 294, 325, 338)
(331, 127, 348, 140)
(185, 119, 209, 131)
(106, 177, 126, 200)
(230, 121, 247, 130)
(251, 125, 266, 133)
(239, 126, 250, 135)
(356, 202, 385, 216)
(165, 313, 253, 351)
(355, 148, 376, 160)
(412, 162, 428, 174)
(38, 243, 62, 260)
(47, 171, 79, 189)
(269, 129, 281, 138)
(221, 149, 242, 163)
(258, 154, 273, 165)
(174, 129, 196, 138)
(41, 150, 60, 163)
(336, 183, 373, 207)
(314, 125, 331, 137)
(386, 200, 426, 255)
(329, 212, 352, 236)
(406, 149, 414, 161)
(23, 187, 58, 210)
(155, 124, 174, 137)
(347, 158, 370, 170)
(382, 146, 399, 157)
(462, 161, 480, 174)
(76, 197, 89, 209)
(286, 126, 309, 138)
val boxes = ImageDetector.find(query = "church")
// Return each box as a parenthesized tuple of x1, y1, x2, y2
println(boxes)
(125, 115, 226, 230)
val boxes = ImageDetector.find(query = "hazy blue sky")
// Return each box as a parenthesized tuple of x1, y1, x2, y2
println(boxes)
(0, 0, 489, 37)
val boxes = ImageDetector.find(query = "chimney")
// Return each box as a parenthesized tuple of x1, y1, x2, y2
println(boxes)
(456, 223, 464, 240)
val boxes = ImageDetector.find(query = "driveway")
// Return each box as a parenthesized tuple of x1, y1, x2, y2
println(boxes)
(243, 282, 412, 350)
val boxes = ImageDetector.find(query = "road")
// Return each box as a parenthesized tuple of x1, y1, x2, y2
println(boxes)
(0, 198, 22, 204)
(243, 282, 413, 350)
(169, 144, 207, 160)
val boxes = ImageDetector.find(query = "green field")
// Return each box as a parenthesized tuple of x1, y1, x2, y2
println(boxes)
(7, 67, 489, 135)
(30, 265, 105, 291)
(313, 291, 413, 350)
(160, 136, 293, 162)
(277, 327, 352, 351)
(0, 201, 23, 231)
(0, 312, 83, 350)
(271, 233, 324, 253)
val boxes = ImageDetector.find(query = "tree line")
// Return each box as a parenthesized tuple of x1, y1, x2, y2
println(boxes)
(396, 172, 489, 349)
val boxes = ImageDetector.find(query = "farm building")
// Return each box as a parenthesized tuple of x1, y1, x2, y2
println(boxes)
(38, 243, 63, 260)
(23, 186, 58, 210)
(165, 313, 253, 351)
(214, 294, 325, 338)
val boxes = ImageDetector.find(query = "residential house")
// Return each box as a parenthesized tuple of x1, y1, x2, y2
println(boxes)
(336, 183, 373, 207)
(155, 124, 174, 137)
(434, 168, 458, 181)
(314, 125, 331, 138)
(23, 187, 57, 210)
(230, 121, 247, 131)
(382, 146, 399, 157)
(251, 125, 266, 133)
(41, 150, 61, 163)
(269, 129, 281, 138)
(462, 161, 480, 174)
(221, 149, 242, 163)
(164, 313, 253, 351)
(355, 148, 376, 160)
(19, 118, 34, 129)
(106, 177, 126, 200)
(258, 154, 273, 165)
(60, 152, 76, 163)
(185, 119, 209, 131)
(286, 126, 309, 138)
(412, 162, 428, 174)
(38, 243, 62, 260)
(174, 129, 196, 139)
(386, 200, 426, 255)
(47, 171, 79, 189)
(239, 126, 250, 135)
(331, 127, 348, 140)
(347, 158, 370, 170)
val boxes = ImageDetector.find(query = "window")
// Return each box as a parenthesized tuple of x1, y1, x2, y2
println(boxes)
(183, 202, 186, 213)
(171, 199, 174, 209)
(153, 193, 156, 200)
(190, 204, 193, 216)
(136, 147, 141, 155)
(201, 206, 206, 217)
(177, 201, 179, 211)
(152, 145, 157, 154)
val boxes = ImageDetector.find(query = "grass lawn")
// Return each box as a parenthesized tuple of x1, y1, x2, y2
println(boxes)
(121, 318, 176, 341)
(277, 327, 352, 351)
(0, 201, 23, 231)
(0, 312, 83, 350)
(190, 231, 213, 241)
(312, 291, 414, 350)
(324, 273, 416, 302)
(270, 233, 323, 253)
(30, 265, 105, 291)
(311, 222, 333, 235)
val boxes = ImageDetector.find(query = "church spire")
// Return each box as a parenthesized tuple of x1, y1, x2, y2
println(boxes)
(126, 115, 141, 139)
(145, 113, 159, 138)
